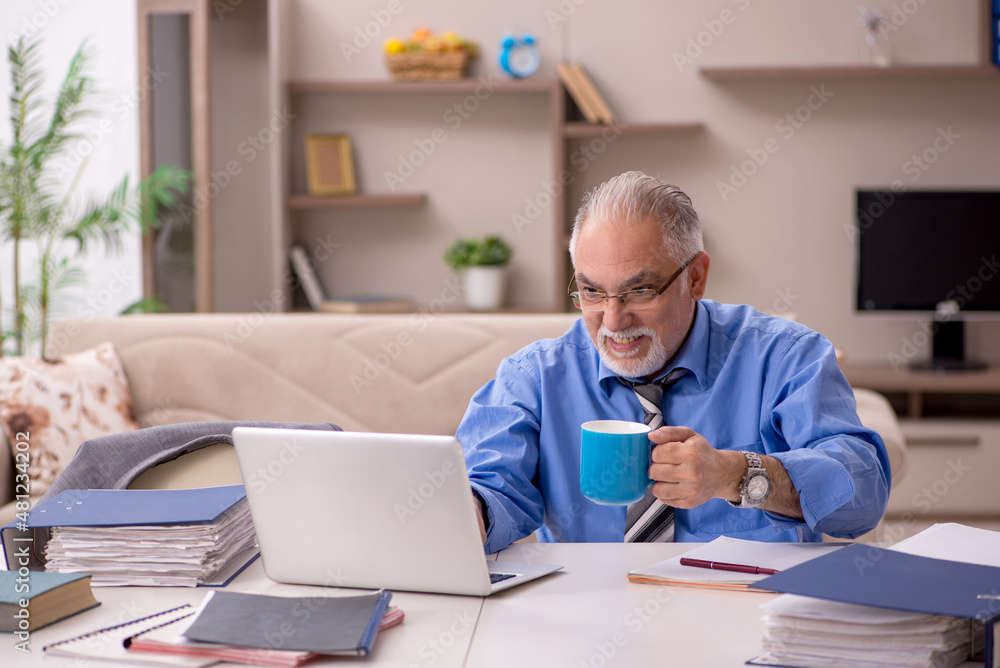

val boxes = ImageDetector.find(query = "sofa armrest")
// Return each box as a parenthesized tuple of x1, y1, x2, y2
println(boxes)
(853, 387, 908, 487)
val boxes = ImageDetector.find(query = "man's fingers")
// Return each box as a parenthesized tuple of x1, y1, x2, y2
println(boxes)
(649, 425, 696, 443)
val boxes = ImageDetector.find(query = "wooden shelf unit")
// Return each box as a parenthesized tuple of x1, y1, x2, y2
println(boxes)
(842, 363, 1000, 418)
(561, 121, 704, 138)
(699, 64, 1000, 81)
(286, 193, 426, 211)
(284, 76, 705, 311)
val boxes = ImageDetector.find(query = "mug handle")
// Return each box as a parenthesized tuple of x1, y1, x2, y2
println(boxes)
(646, 436, 656, 488)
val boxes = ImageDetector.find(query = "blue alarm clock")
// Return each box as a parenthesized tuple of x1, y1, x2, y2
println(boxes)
(499, 33, 540, 78)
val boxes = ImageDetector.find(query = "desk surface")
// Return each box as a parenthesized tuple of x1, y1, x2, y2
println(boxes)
(5, 541, 947, 668)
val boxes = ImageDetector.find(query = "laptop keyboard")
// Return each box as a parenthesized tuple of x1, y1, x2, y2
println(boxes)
(490, 572, 517, 584)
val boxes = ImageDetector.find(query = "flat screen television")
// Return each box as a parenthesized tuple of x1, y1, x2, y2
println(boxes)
(855, 189, 1000, 371)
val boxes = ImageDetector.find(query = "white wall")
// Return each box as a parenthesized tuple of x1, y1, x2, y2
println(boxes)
(0, 0, 141, 350)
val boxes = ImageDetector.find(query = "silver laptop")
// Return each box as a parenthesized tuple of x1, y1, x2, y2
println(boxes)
(231, 427, 562, 596)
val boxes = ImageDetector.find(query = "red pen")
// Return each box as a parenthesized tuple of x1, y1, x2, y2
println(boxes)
(679, 557, 780, 575)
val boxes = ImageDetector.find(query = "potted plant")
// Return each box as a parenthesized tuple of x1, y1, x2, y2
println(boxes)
(442, 235, 513, 311)
(0, 37, 189, 359)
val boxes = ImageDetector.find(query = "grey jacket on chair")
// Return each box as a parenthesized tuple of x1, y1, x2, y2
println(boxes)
(40, 421, 342, 504)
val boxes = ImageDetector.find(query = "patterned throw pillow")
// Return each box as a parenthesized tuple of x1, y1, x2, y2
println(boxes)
(0, 343, 139, 495)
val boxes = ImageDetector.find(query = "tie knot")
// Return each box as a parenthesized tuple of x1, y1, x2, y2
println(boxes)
(617, 368, 685, 394)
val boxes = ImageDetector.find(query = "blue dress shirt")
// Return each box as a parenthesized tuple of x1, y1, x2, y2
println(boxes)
(458, 300, 890, 553)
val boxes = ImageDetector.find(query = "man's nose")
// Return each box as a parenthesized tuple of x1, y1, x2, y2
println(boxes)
(601, 297, 632, 331)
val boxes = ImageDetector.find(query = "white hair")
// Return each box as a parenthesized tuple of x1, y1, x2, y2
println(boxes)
(568, 171, 704, 268)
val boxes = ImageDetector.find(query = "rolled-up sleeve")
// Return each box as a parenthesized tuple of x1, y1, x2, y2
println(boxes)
(457, 358, 545, 554)
(763, 333, 891, 539)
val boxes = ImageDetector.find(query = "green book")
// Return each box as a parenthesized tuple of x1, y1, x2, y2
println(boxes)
(1, 570, 100, 633)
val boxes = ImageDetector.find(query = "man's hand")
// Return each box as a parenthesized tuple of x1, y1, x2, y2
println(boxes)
(647, 426, 743, 508)
(647, 426, 804, 519)
(473, 494, 487, 544)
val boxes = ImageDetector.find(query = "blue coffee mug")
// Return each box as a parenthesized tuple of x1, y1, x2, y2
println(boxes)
(580, 420, 653, 505)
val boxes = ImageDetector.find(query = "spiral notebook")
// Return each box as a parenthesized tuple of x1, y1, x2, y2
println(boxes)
(43, 604, 215, 667)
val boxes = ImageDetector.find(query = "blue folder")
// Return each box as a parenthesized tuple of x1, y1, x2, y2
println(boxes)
(750, 543, 1000, 667)
(2, 485, 256, 585)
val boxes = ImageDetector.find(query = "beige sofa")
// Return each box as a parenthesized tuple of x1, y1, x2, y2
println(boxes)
(0, 313, 906, 527)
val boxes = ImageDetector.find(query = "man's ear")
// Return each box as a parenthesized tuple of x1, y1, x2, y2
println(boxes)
(688, 252, 710, 300)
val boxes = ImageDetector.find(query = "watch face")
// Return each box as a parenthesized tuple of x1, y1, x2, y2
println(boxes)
(747, 473, 770, 500)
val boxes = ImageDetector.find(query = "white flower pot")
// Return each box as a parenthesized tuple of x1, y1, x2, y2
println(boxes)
(463, 266, 506, 311)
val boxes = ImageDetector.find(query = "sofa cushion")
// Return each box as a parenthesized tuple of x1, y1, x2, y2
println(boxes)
(0, 342, 139, 495)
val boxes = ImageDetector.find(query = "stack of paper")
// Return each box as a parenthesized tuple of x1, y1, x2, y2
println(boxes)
(747, 523, 1000, 668)
(10, 486, 259, 587)
(754, 595, 978, 668)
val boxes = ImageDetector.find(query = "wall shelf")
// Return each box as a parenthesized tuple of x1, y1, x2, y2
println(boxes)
(286, 193, 426, 210)
(699, 64, 1000, 81)
(562, 121, 704, 138)
(288, 79, 559, 95)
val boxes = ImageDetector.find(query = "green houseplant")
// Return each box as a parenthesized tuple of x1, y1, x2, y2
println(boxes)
(0, 37, 189, 359)
(442, 235, 513, 311)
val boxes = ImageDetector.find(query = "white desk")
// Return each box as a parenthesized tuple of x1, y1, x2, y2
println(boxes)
(0, 543, 790, 667)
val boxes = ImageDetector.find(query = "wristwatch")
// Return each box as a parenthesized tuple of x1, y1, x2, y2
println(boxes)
(728, 451, 771, 509)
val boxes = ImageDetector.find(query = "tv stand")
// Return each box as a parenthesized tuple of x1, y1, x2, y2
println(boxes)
(909, 319, 987, 373)
(842, 363, 1000, 418)
(909, 358, 988, 373)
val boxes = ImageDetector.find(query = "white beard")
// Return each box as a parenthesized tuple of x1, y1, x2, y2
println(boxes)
(596, 324, 668, 379)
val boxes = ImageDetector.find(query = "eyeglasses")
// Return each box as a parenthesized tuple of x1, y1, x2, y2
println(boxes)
(568, 254, 697, 311)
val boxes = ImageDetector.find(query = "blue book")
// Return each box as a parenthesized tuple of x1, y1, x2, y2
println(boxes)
(2, 486, 257, 586)
(181, 589, 393, 657)
(750, 544, 1000, 667)
(1, 570, 99, 633)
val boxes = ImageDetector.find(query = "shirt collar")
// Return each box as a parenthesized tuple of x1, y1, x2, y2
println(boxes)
(597, 300, 711, 395)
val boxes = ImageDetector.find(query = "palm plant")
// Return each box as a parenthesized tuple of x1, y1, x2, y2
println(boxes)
(0, 36, 189, 359)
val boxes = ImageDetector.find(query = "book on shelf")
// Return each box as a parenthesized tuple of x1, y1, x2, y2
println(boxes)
(2, 485, 259, 587)
(746, 523, 1000, 668)
(317, 296, 412, 313)
(126, 597, 404, 666)
(626, 536, 842, 592)
(556, 61, 616, 124)
(1, 570, 99, 633)
(289, 244, 411, 313)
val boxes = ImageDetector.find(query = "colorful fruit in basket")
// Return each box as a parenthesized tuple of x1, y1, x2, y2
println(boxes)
(383, 29, 478, 56)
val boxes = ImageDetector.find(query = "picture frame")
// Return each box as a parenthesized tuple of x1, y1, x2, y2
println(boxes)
(305, 134, 357, 195)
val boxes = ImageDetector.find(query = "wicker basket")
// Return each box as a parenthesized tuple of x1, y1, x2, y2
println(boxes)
(386, 51, 470, 81)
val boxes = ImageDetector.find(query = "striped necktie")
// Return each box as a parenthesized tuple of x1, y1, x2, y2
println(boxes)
(619, 368, 685, 542)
